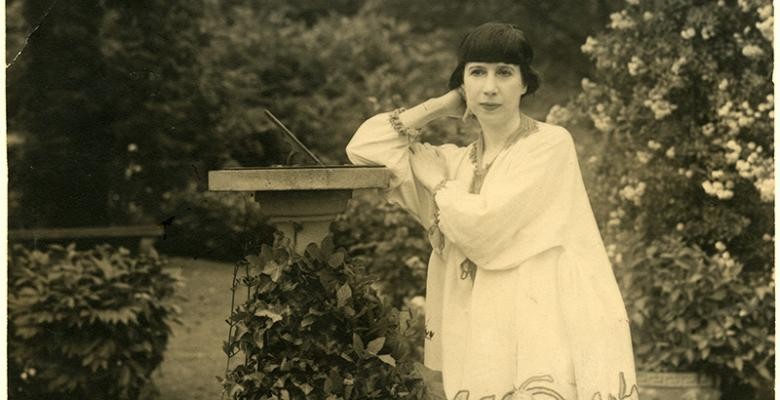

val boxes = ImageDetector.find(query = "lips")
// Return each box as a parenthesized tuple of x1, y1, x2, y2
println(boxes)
(480, 103, 501, 111)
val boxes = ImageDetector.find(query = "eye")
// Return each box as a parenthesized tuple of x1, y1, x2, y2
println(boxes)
(496, 67, 515, 77)
(468, 68, 486, 76)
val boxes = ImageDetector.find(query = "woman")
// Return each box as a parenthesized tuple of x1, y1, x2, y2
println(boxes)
(347, 23, 638, 400)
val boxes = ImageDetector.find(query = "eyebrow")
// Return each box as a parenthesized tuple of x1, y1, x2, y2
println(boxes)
(467, 63, 517, 69)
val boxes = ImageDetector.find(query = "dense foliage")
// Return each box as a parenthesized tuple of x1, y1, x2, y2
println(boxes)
(549, 0, 774, 396)
(8, 0, 620, 230)
(332, 193, 430, 308)
(7, 244, 182, 400)
(8, 0, 212, 228)
(156, 184, 275, 261)
(221, 236, 427, 399)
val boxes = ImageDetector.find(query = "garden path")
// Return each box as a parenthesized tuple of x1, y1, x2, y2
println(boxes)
(152, 257, 235, 400)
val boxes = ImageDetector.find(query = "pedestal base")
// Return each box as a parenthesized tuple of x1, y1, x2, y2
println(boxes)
(271, 217, 334, 254)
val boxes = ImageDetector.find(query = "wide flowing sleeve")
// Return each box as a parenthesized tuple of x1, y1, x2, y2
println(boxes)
(434, 126, 576, 270)
(346, 111, 460, 228)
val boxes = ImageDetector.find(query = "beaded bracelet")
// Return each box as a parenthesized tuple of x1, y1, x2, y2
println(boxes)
(389, 108, 423, 138)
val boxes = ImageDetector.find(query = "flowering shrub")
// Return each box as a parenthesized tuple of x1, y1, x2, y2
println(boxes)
(220, 236, 427, 399)
(7, 244, 181, 400)
(331, 192, 431, 308)
(548, 0, 773, 396)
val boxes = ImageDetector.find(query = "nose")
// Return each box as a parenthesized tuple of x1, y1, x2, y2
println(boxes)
(482, 72, 497, 96)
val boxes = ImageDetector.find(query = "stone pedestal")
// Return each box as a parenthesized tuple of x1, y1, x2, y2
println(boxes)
(208, 166, 391, 253)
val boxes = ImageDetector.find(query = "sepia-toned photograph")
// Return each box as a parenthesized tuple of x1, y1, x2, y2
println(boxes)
(4, 1, 774, 399)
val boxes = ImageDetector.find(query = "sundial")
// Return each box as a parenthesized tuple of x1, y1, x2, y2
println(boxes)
(208, 110, 391, 253)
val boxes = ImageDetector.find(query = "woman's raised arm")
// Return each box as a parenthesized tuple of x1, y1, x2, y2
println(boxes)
(346, 91, 464, 227)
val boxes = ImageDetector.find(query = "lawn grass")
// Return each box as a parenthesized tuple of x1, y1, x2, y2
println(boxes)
(151, 256, 238, 400)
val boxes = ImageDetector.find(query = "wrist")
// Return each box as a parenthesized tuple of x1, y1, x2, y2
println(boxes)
(421, 97, 449, 121)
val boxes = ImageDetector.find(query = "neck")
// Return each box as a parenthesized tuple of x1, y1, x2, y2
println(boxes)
(480, 112, 523, 154)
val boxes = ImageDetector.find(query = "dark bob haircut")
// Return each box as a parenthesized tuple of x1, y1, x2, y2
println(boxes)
(448, 22, 540, 96)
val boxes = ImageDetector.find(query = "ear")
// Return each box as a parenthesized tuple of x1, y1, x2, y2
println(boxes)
(521, 83, 528, 95)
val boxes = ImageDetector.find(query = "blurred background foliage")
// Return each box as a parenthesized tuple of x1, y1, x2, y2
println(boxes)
(6, 0, 621, 230)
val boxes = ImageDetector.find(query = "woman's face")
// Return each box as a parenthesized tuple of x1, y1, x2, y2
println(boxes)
(462, 62, 526, 121)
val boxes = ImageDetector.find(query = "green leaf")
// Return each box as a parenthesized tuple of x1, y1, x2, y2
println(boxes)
(352, 333, 364, 352)
(263, 260, 283, 282)
(378, 354, 396, 366)
(327, 252, 345, 268)
(337, 283, 352, 308)
(366, 337, 385, 355)
(321, 235, 335, 256)
(255, 308, 284, 324)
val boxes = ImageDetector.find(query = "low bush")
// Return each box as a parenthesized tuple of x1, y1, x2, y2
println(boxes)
(221, 235, 427, 399)
(618, 234, 774, 395)
(7, 244, 182, 400)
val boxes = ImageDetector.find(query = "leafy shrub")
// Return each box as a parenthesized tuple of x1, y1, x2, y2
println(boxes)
(549, 0, 774, 396)
(331, 192, 431, 308)
(619, 234, 774, 395)
(7, 244, 182, 400)
(157, 184, 275, 261)
(221, 235, 427, 399)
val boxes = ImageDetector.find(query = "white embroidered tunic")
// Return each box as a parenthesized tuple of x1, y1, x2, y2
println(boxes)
(346, 112, 638, 400)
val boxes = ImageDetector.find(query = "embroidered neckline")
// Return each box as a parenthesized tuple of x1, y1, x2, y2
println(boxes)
(468, 114, 540, 172)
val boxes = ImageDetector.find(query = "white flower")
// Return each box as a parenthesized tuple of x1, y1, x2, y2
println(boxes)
(627, 56, 645, 76)
(681, 28, 696, 39)
(588, 155, 599, 164)
(757, 177, 774, 201)
(592, 113, 615, 133)
(756, 8, 773, 41)
(676, 223, 685, 231)
(581, 36, 599, 54)
(609, 11, 636, 30)
(717, 101, 733, 117)
(701, 25, 715, 40)
(763, 234, 773, 242)
(636, 151, 651, 164)
(665, 146, 676, 158)
(742, 44, 765, 58)
(581, 78, 598, 91)
(647, 140, 662, 150)
(127, 143, 138, 152)
(685, 170, 694, 178)
(715, 241, 727, 251)
(718, 79, 729, 90)
(644, 98, 677, 119)
(643, 12, 654, 21)
(712, 170, 724, 179)
(671, 57, 688, 74)
(702, 123, 716, 136)
(545, 105, 572, 125)
(718, 189, 734, 199)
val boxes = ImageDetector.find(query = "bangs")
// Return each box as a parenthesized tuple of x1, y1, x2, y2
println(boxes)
(457, 23, 532, 66)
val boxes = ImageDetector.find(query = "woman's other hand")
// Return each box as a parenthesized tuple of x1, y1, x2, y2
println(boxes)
(409, 142, 447, 191)
(432, 89, 468, 119)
